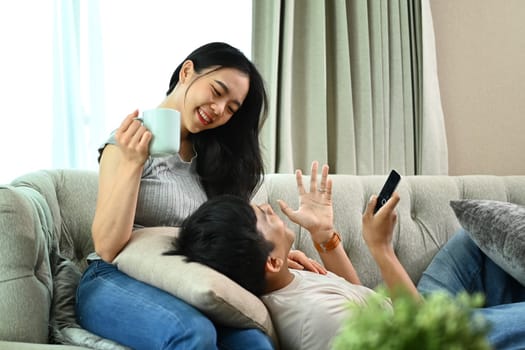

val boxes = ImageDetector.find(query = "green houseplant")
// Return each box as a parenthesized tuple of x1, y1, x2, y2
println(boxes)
(332, 289, 491, 350)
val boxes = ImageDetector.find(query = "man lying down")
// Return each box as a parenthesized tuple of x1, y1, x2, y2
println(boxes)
(164, 161, 399, 349)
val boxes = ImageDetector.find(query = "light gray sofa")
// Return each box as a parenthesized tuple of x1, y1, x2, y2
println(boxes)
(1, 169, 525, 349)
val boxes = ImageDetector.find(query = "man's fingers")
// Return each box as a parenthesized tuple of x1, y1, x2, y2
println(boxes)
(277, 200, 295, 219)
(319, 163, 329, 190)
(277, 199, 288, 212)
(365, 195, 378, 216)
(383, 192, 400, 212)
(371, 192, 400, 217)
(325, 178, 333, 200)
(295, 169, 306, 195)
(296, 161, 332, 195)
(309, 161, 319, 193)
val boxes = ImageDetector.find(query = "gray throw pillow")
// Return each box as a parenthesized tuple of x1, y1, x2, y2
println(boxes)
(50, 252, 130, 350)
(450, 199, 525, 286)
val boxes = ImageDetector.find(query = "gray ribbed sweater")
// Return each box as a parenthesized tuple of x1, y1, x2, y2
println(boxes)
(87, 135, 207, 261)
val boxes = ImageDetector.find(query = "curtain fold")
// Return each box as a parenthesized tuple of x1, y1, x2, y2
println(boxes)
(420, 0, 448, 174)
(53, 0, 83, 168)
(52, 0, 104, 170)
(252, 0, 447, 175)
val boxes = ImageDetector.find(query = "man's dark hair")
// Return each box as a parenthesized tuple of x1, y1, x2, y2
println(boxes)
(164, 194, 274, 296)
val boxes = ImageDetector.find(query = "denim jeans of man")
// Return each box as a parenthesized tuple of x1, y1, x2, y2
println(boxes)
(417, 229, 525, 350)
(76, 260, 274, 350)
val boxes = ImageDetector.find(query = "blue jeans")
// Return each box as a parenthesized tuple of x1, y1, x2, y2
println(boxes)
(417, 229, 525, 350)
(76, 260, 274, 350)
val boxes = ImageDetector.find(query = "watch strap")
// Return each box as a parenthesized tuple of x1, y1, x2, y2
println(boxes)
(314, 231, 342, 253)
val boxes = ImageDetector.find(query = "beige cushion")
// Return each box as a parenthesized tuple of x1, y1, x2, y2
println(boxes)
(112, 227, 276, 344)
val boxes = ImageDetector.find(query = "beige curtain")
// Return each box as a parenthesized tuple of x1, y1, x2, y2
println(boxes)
(252, 0, 447, 175)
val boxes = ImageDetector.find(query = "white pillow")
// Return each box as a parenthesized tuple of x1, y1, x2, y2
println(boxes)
(112, 227, 277, 344)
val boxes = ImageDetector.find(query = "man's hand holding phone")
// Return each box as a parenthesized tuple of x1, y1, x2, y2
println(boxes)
(362, 171, 421, 301)
(362, 170, 401, 252)
(374, 170, 401, 214)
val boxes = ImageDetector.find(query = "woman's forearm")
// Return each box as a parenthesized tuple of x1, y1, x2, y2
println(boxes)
(92, 149, 144, 262)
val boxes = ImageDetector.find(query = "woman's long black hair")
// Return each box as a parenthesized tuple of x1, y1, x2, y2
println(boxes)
(167, 42, 267, 201)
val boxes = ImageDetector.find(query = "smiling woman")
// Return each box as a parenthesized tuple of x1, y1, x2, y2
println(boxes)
(0, 0, 252, 184)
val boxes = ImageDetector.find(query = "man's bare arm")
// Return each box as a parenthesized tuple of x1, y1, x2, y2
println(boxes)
(362, 193, 421, 301)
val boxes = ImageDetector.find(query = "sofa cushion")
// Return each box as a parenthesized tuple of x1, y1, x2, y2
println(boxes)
(450, 199, 525, 285)
(50, 254, 130, 350)
(113, 227, 276, 343)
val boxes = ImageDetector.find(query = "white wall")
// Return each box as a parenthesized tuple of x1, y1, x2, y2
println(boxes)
(431, 0, 525, 175)
(0, 1, 252, 183)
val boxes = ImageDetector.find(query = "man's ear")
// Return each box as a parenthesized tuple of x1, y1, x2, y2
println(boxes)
(179, 60, 195, 84)
(265, 256, 283, 273)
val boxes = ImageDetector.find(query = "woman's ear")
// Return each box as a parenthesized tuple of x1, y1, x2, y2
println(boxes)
(179, 60, 195, 84)
(265, 256, 283, 273)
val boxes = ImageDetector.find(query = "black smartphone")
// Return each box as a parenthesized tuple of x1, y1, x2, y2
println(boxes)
(374, 170, 401, 214)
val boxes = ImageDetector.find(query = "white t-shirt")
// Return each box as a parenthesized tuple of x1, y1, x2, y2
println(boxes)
(261, 269, 391, 350)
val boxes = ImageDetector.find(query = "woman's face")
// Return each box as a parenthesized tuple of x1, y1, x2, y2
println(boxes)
(172, 62, 250, 135)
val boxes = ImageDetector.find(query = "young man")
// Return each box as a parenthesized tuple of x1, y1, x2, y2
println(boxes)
(167, 161, 525, 350)
(166, 161, 414, 349)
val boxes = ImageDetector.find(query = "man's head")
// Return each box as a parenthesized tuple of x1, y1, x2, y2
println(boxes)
(166, 194, 295, 296)
(251, 202, 296, 276)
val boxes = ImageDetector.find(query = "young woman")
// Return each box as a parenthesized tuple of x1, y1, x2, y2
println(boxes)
(75, 42, 275, 350)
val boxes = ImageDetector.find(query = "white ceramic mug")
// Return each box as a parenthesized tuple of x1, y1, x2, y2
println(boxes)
(140, 108, 180, 157)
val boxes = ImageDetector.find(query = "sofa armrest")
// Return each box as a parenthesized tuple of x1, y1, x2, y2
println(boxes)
(0, 169, 98, 344)
(11, 169, 98, 268)
(0, 185, 54, 343)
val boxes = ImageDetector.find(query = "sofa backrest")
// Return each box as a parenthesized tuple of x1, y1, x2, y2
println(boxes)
(253, 174, 525, 288)
(2, 169, 525, 344)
